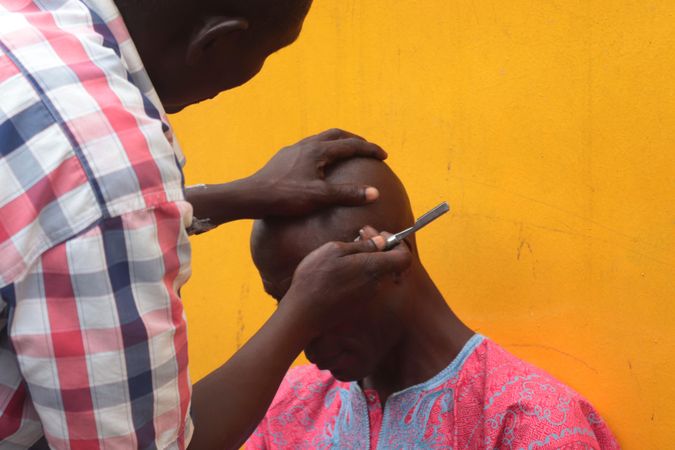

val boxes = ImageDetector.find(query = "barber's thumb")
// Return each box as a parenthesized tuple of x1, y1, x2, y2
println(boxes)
(327, 184, 379, 206)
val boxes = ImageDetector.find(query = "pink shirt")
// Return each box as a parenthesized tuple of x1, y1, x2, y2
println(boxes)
(248, 335, 619, 449)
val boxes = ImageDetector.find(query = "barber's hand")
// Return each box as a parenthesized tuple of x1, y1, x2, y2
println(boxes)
(280, 228, 411, 338)
(249, 129, 387, 217)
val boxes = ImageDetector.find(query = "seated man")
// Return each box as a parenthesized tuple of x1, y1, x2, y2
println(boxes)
(246, 158, 619, 449)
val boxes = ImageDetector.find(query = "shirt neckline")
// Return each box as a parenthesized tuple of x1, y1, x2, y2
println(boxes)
(353, 333, 485, 400)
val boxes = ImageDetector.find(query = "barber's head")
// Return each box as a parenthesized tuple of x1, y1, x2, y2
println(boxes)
(251, 158, 418, 381)
(115, 0, 312, 112)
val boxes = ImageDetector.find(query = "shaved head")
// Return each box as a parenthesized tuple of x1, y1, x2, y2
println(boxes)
(251, 158, 415, 300)
(250, 160, 470, 386)
(251, 159, 425, 380)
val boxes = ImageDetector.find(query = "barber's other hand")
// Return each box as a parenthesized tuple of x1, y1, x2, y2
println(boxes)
(249, 129, 387, 217)
(280, 229, 411, 339)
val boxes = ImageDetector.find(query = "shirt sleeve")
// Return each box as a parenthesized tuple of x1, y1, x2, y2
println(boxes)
(245, 418, 269, 450)
(4, 202, 194, 449)
(500, 391, 620, 450)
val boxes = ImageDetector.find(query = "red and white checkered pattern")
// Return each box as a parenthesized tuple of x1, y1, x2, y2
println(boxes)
(0, 1, 195, 448)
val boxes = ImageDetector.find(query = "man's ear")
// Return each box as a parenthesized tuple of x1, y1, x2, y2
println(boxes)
(186, 17, 249, 66)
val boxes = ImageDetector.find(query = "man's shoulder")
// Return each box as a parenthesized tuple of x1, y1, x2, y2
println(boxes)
(457, 339, 618, 449)
(464, 339, 590, 412)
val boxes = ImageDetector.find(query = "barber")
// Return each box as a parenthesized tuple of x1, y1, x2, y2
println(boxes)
(0, 0, 410, 449)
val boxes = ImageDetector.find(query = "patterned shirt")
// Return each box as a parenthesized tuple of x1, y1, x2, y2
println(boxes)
(0, 1, 194, 448)
(247, 335, 619, 449)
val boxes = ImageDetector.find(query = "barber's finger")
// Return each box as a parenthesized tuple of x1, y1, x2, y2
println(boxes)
(323, 138, 388, 162)
(340, 235, 387, 254)
(357, 244, 412, 278)
(325, 183, 379, 206)
(378, 230, 412, 252)
(314, 128, 366, 142)
(361, 229, 400, 246)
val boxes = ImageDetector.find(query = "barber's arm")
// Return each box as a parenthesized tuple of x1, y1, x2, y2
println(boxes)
(188, 233, 411, 450)
(185, 129, 400, 449)
(184, 129, 386, 229)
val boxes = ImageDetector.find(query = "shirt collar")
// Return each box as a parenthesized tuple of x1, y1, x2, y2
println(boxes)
(81, 0, 186, 166)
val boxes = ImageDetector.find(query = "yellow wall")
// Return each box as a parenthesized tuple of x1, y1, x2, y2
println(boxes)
(170, 1, 675, 448)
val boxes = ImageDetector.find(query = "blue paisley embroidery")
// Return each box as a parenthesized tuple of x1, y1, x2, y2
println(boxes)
(271, 377, 332, 432)
(373, 335, 484, 449)
(314, 385, 369, 449)
(484, 374, 540, 410)
(486, 408, 518, 450)
(586, 411, 604, 425)
(517, 381, 571, 426)
(377, 387, 455, 449)
(524, 427, 598, 450)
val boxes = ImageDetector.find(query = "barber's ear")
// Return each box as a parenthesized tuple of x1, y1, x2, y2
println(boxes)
(186, 17, 249, 66)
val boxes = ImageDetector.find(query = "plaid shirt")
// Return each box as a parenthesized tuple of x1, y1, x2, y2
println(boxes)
(0, 1, 195, 448)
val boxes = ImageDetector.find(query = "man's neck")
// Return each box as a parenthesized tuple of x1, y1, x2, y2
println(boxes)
(361, 267, 474, 404)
